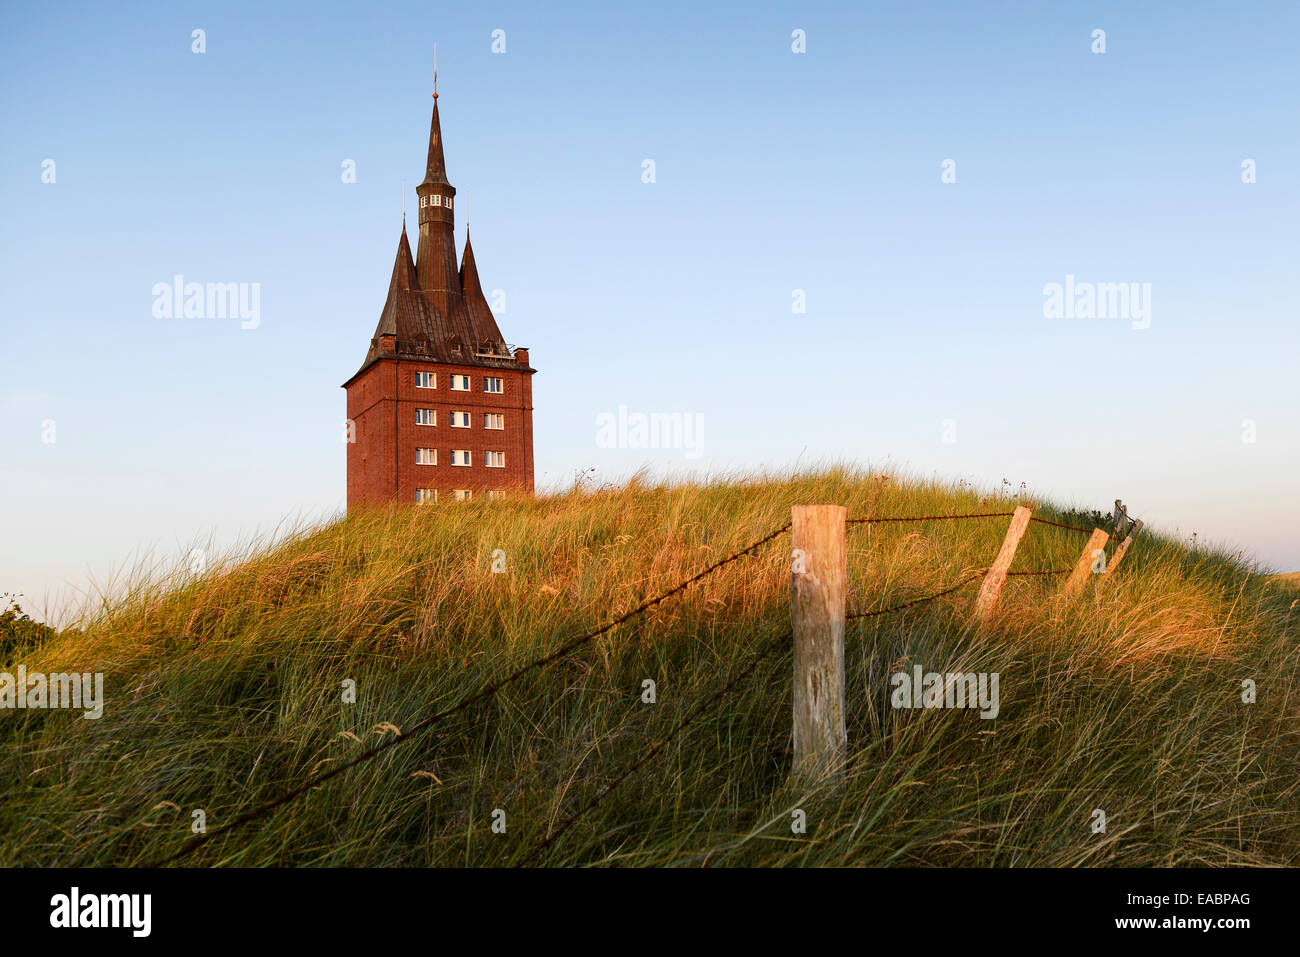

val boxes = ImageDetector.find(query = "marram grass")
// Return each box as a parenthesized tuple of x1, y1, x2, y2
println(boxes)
(2, 467, 1298, 867)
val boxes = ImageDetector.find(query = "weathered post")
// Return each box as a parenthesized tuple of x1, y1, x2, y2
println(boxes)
(1062, 529, 1110, 597)
(1101, 519, 1142, 583)
(973, 506, 1033, 621)
(790, 505, 847, 783)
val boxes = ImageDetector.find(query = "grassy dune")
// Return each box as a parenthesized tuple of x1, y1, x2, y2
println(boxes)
(2, 467, 1298, 867)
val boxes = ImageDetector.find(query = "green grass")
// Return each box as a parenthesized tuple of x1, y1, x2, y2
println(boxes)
(3, 466, 1298, 867)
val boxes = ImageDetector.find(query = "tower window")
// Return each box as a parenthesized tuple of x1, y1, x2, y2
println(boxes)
(419, 196, 427, 208)
(415, 372, 436, 389)
(430, 195, 442, 207)
(450, 450, 472, 466)
(485, 451, 505, 468)
(416, 408, 436, 426)
(416, 488, 437, 503)
(450, 375, 471, 391)
(416, 448, 437, 465)
(484, 413, 504, 430)
(483, 377, 503, 394)
(450, 411, 471, 428)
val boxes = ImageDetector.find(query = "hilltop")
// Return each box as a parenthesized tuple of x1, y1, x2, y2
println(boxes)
(2, 468, 1297, 866)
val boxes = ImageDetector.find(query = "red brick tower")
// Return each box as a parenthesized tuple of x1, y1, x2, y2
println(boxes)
(342, 86, 535, 509)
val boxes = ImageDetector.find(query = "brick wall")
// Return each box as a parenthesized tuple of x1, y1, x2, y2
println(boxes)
(346, 353, 535, 508)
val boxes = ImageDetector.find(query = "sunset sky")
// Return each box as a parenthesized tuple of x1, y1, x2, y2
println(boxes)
(2, 0, 1297, 622)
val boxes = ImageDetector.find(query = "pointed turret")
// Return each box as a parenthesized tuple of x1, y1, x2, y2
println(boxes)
(458, 228, 482, 297)
(415, 92, 460, 301)
(392, 223, 416, 291)
(422, 99, 451, 187)
(460, 230, 507, 351)
(371, 225, 425, 343)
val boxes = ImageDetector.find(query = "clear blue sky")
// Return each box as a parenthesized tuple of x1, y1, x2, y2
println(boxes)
(2, 0, 1297, 623)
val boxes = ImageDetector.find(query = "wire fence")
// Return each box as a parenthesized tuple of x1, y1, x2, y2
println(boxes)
(152, 504, 1118, 866)
(1028, 516, 1098, 534)
(846, 571, 989, 621)
(847, 512, 1016, 526)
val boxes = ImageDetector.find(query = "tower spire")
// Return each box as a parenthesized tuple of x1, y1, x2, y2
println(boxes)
(422, 89, 450, 186)
(415, 62, 458, 296)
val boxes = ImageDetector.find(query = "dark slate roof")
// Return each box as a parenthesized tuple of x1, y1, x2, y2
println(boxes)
(344, 225, 523, 387)
(422, 286, 480, 356)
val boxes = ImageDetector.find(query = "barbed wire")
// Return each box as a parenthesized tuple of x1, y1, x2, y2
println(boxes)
(847, 570, 988, 620)
(152, 520, 792, 866)
(1028, 516, 1097, 534)
(841, 507, 1107, 538)
(845, 510, 1100, 536)
(530, 629, 789, 861)
(847, 512, 1015, 526)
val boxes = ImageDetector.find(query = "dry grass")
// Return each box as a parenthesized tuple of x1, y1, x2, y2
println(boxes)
(2, 466, 1297, 866)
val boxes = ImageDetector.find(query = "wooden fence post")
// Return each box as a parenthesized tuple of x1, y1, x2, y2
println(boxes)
(1101, 520, 1142, 583)
(973, 505, 1033, 621)
(1061, 529, 1110, 597)
(790, 505, 847, 783)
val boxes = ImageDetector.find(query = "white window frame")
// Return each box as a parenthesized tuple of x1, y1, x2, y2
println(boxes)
(416, 447, 437, 466)
(453, 489, 471, 501)
(450, 411, 471, 428)
(450, 450, 472, 467)
(486, 490, 506, 501)
(415, 408, 436, 426)
(484, 413, 504, 430)
(485, 451, 505, 468)
(450, 375, 471, 392)
(483, 377, 503, 394)
(416, 488, 437, 504)
(415, 371, 436, 389)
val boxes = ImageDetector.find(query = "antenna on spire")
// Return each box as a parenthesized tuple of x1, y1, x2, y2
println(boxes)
(401, 179, 406, 224)
(433, 43, 438, 99)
